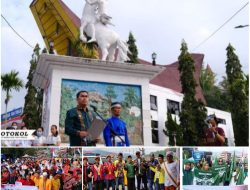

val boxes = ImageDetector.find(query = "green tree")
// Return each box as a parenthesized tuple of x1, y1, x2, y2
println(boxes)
(200, 64, 216, 92)
(23, 44, 44, 129)
(105, 85, 117, 107)
(123, 87, 138, 108)
(200, 64, 231, 111)
(164, 112, 183, 146)
(1, 70, 23, 115)
(72, 34, 99, 59)
(178, 40, 207, 146)
(127, 32, 139, 63)
(225, 43, 248, 146)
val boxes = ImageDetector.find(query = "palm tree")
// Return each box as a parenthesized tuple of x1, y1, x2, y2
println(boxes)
(1, 70, 24, 117)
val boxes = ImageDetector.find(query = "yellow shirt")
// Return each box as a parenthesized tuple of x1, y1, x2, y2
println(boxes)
(51, 178, 60, 190)
(150, 166, 165, 184)
(38, 178, 52, 190)
(114, 160, 127, 185)
(33, 176, 41, 187)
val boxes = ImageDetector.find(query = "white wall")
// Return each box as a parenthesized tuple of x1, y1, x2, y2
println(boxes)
(47, 65, 152, 146)
(149, 84, 235, 146)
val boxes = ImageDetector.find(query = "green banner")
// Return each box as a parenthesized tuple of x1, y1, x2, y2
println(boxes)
(194, 168, 218, 186)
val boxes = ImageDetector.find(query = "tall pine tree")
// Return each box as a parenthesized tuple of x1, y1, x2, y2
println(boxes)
(23, 44, 44, 129)
(164, 112, 183, 146)
(127, 32, 139, 63)
(178, 40, 207, 145)
(225, 43, 248, 146)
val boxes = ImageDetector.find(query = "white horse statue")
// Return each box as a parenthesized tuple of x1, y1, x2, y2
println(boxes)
(80, 0, 129, 62)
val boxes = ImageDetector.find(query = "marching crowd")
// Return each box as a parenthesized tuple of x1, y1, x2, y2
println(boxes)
(83, 151, 180, 190)
(183, 155, 248, 186)
(1, 156, 82, 190)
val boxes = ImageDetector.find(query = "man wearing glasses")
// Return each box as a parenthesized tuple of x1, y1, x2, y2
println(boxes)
(65, 90, 98, 146)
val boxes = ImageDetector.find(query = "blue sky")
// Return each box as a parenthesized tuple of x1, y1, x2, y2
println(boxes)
(1, 0, 249, 112)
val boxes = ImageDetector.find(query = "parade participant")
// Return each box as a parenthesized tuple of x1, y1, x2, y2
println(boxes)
(38, 172, 52, 190)
(47, 125, 61, 146)
(23, 174, 35, 186)
(83, 157, 93, 190)
(51, 173, 61, 190)
(104, 154, 116, 190)
(204, 114, 225, 146)
(16, 174, 26, 185)
(183, 160, 194, 185)
(65, 90, 98, 146)
(103, 102, 130, 146)
(213, 158, 227, 186)
(141, 158, 148, 190)
(202, 162, 211, 171)
(134, 151, 143, 190)
(1, 167, 10, 184)
(92, 156, 104, 190)
(32, 171, 41, 188)
(194, 162, 218, 186)
(114, 153, 126, 190)
(124, 155, 136, 190)
(63, 161, 71, 174)
(162, 151, 179, 190)
(149, 154, 165, 190)
(148, 154, 159, 190)
(9, 165, 18, 184)
(32, 127, 47, 146)
(63, 171, 77, 190)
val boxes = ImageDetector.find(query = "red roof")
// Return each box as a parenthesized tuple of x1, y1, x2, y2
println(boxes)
(149, 54, 206, 104)
(59, 0, 81, 27)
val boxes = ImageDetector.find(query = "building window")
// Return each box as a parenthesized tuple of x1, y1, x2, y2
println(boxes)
(167, 99, 180, 115)
(150, 95, 157, 110)
(151, 120, 159, 144)
(217, 118, 226, 125)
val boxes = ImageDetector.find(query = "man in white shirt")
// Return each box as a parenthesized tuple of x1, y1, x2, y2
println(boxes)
(161, 151, 180, 190)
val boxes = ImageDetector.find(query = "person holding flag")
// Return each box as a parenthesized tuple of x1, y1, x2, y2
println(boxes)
(213, 158, 228, 186)
(183, 159, 194, 185)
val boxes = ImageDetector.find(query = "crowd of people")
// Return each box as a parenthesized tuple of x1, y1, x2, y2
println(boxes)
(183, 155, 248, 186)
(2, 122, 61, 147)
(83, 151, 180, 190)
(1, 155, 82, 190)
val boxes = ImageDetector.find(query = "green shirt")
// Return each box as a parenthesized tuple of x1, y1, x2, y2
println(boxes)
(125, 162, 135, 178)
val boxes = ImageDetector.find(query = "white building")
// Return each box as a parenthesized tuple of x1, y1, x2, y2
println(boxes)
(149, 84, 235, 146)
(32, 54, 235, 146)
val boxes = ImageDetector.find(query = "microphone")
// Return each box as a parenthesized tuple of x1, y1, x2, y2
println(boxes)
(90, 104, 97, 112)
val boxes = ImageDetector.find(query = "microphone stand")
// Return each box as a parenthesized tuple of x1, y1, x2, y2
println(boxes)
(91, 106, 126, 146)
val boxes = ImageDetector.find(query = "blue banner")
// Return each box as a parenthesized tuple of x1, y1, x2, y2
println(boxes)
(1, 107, 23, 121)
(192, 151, 205, 162)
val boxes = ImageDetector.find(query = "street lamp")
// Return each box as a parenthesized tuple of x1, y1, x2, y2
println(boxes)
(234, 25, 249, 29)
(152, 52, 157, 66)
(49, 41, 54, 54)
